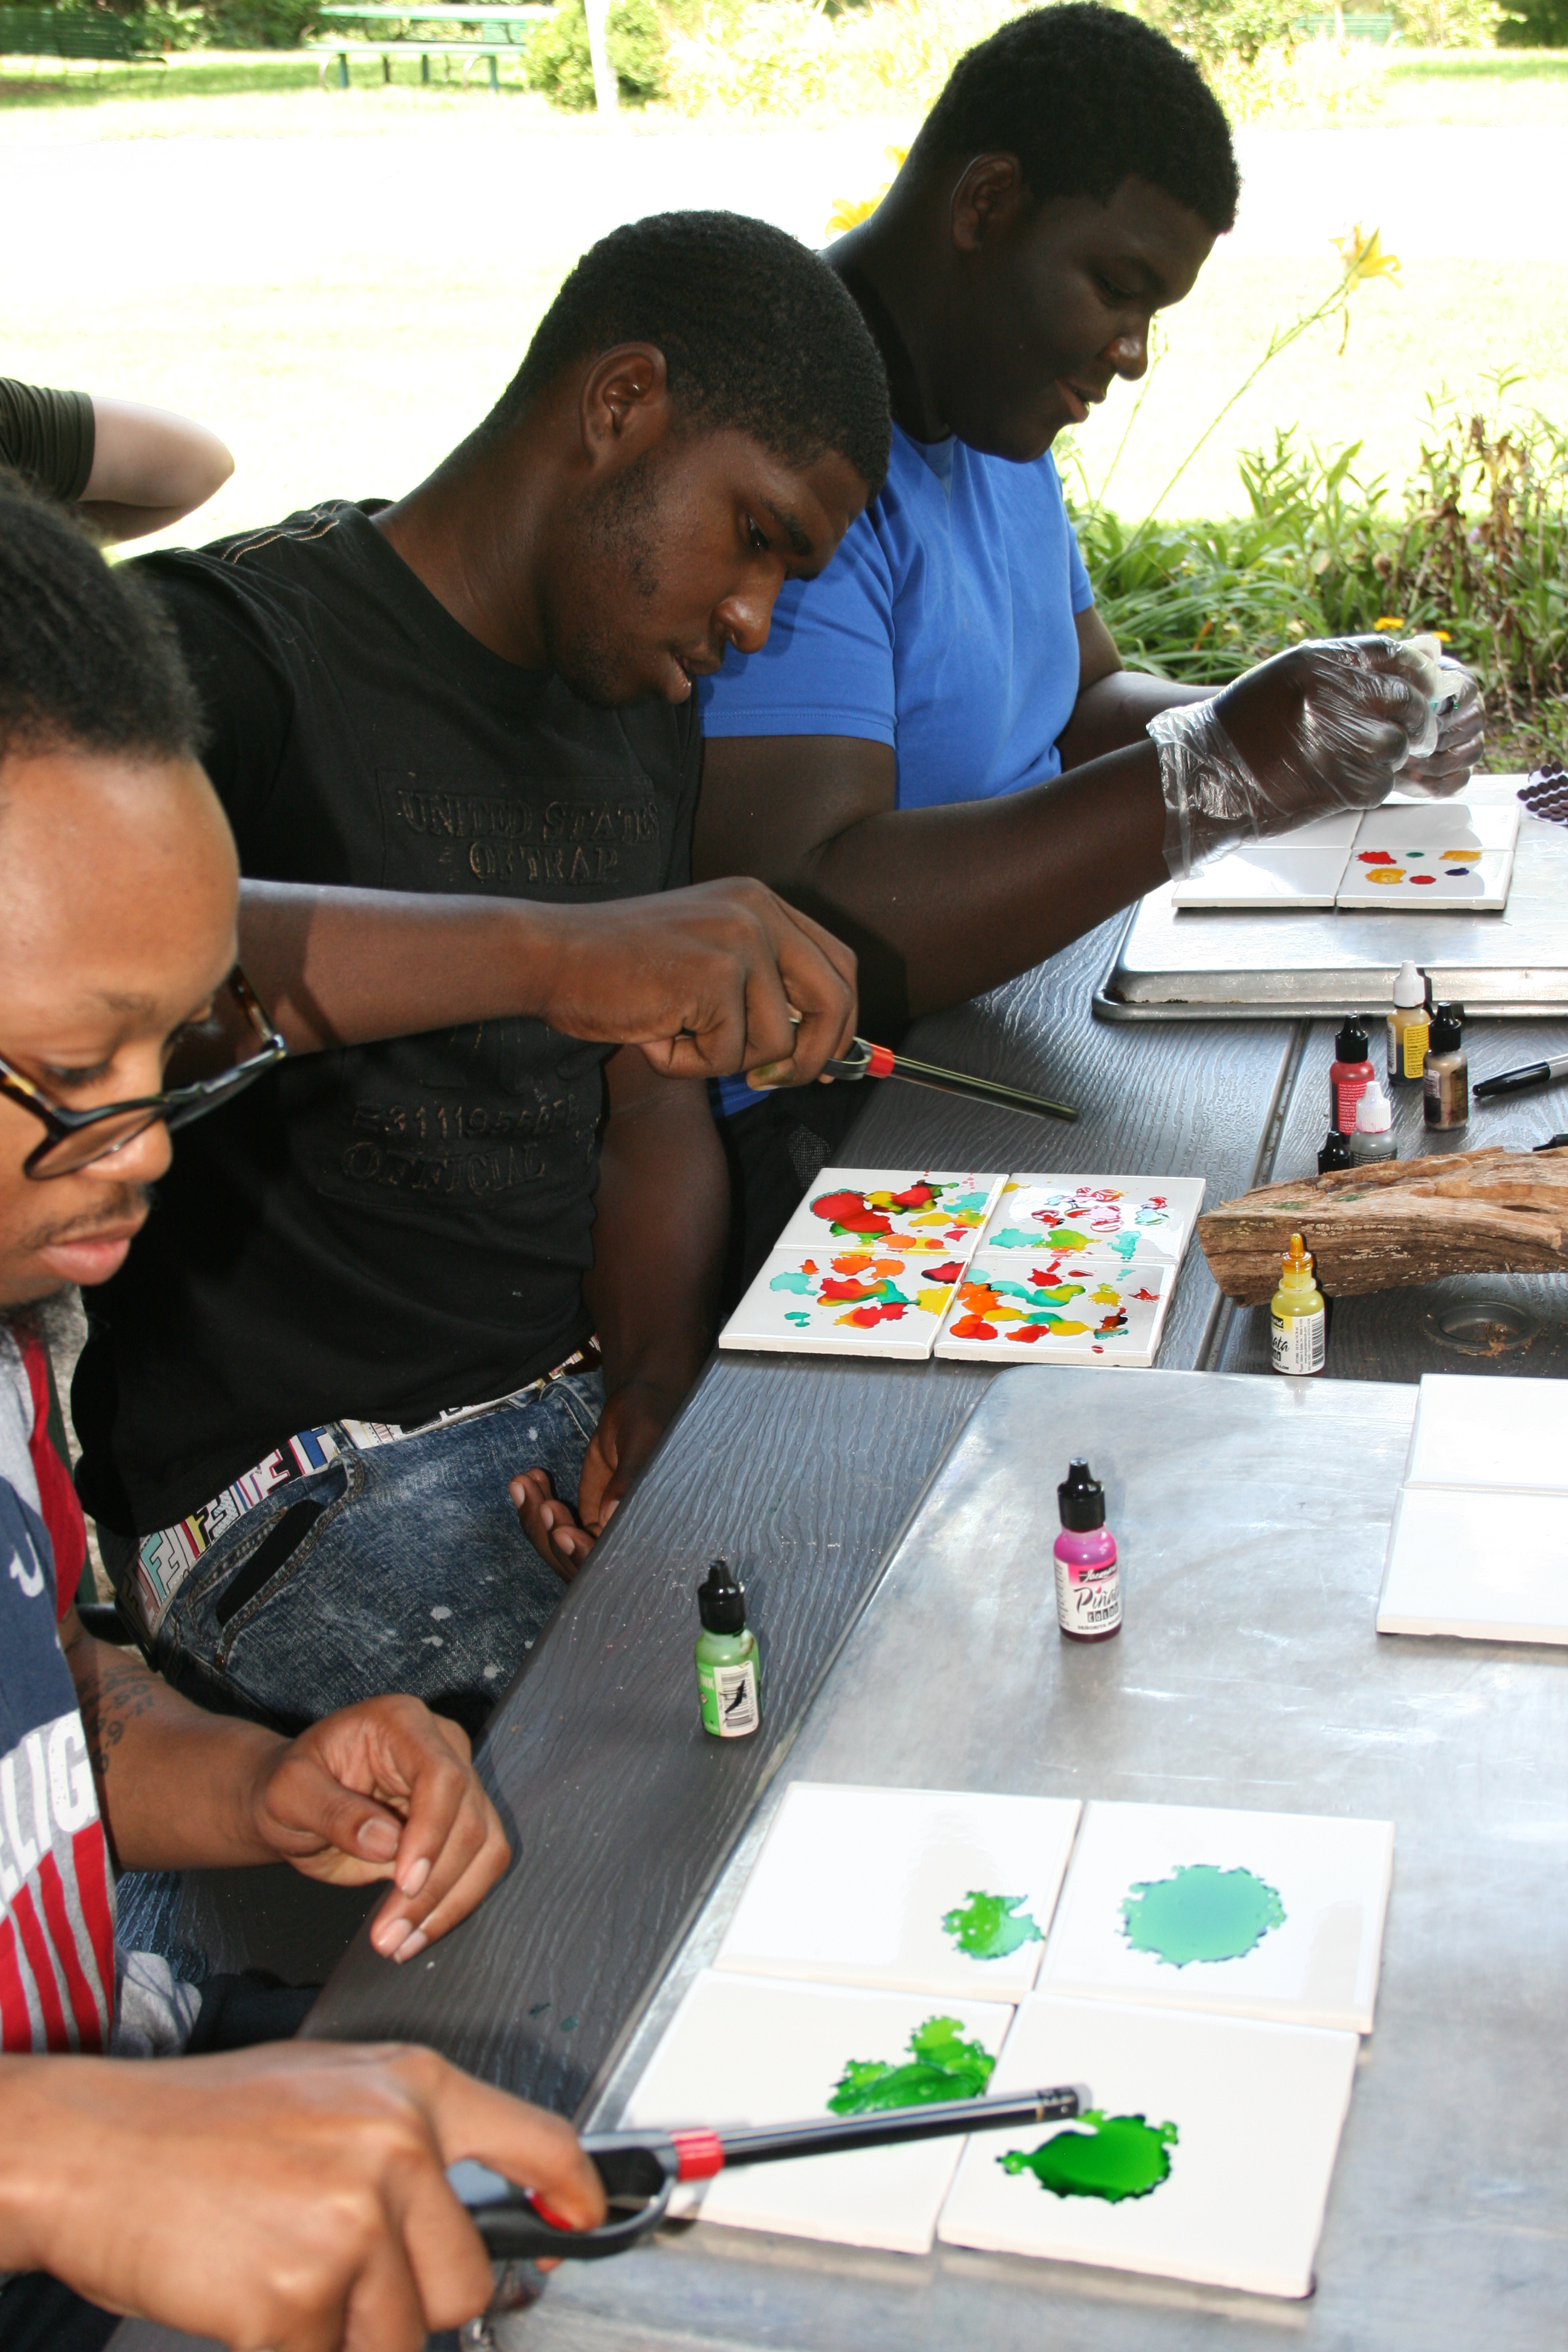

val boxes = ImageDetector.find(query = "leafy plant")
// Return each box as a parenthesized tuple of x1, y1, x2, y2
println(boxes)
(524, 0, 665, 106)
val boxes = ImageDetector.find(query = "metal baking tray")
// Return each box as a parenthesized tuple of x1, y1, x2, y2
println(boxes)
(1095, 777, 1568, 1022)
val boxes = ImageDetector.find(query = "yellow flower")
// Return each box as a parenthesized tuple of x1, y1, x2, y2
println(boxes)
(1374, 616, 1405, 630)
(827, 147, 908, 239)
(1335, 223, 1402, 290)
(1433, 629, 1452, 642)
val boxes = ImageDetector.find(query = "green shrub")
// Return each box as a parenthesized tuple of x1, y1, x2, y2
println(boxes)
(524, 0, 665, 106)
(1497, 0, 1568, 38)
(1070, 388, 1568, 765)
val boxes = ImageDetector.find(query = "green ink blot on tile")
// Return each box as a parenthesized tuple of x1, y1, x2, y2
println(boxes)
(1001, 2111, 1178, 2203)
(941, 1889, 1042, 1960)
(828, 2014, 994, 2115)
(1120, 1862, 1285, 1967)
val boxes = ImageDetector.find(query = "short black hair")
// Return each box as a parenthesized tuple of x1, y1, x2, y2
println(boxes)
(916, 3, 1240, 235)
(487, 209, 891, 497)
(0, 471, 201, 768)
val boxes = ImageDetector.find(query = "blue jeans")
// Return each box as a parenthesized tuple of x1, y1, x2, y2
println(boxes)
(103, 1373, 602, 1735)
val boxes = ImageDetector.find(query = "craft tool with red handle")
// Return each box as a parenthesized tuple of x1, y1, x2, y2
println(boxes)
(823, 1036, 1077, 1124)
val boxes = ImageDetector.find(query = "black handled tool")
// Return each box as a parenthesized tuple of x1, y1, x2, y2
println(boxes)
(449, 2082, 1089, 2262)
(823, 1036, 1077, 1125)
(1474, 1054, 1568, 1102)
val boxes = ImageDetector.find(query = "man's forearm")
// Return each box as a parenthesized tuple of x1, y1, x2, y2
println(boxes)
(1056, 670, 1213, 771)
(585, 1054, 727, 1400)
(791, 745, 1169, 1033)
(63, 1616, 283, 1870)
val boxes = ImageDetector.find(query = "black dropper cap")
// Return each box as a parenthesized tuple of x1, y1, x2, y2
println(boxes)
(1334, 1018, 1370, 1063)
(1057, 1459, 1106, 1533)
(1318, 1127, 1354, 1174)
(1430, 1002, 1465, 1051)
(697, 1557, 746, 1633)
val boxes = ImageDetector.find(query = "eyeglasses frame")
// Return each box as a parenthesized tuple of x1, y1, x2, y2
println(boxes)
(0, 966, 287, 1180)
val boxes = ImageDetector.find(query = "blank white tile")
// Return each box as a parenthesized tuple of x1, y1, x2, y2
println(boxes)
(715, 1784, 1081, 2000)
(938, 1996, 1358, 2299)
(1037, 1801, 1393, 2033)
(1171, 845, 1349, 909)
(935, 1256, 1176, 1369)
(1377, 1483, 1568, 1644)
(774, 1169, 1005, 1258)
(719, 1245, 957, 1359)
(1267, 809, 1365, 847)
(1402, 1372, 1568, 1495)
(1351, 799, 1520, 855)
(623, 1971, 1014, 2255)
(976, 1174, 1206, 1267)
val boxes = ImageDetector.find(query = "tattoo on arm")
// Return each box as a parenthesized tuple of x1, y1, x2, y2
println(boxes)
(67, 1634, 165, 1779)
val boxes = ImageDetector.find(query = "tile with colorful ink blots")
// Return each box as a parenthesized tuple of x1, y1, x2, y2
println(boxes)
(719, 1244, 962, 1359)
(624, 1971, 1014, 2254)
(775, 1168, 1007, 1259)
(935, 1255, 1177, 1368)
(1037, 1800, 1394, 2033)
(1334, 847, 1514, 910)
(714, 1783, 1081, 1999)
(937, 1995, 1359, 2299)
(975, 1175, 1206, 1267)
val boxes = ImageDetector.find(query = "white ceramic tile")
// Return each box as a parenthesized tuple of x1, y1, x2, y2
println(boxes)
(1269, 808, 1367, 848)
(976, 1175, 1206, 1267)
(937, 1996, 1358, 2299)
(1171, 844, 1350, 909)
(1402, 1372, 1568, 1495)
(1036, 1801, 1393, 2033)
(774, 1169, 1006, 1259)
(714, 1784, 1082, 2000)
(719, 1244, 959, 1359)
(1334, 846, 1513, 910)
(1351, 799, 1520, 855)
(622, 1971, 1014, 2255)
(934, 1256, 1176, 1369)
(1377, 1483, 1568, 1644)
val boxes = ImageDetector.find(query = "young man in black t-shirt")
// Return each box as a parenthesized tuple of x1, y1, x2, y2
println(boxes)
(71, 209, 889, 1735)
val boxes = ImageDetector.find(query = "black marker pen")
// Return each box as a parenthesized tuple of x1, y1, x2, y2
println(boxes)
(1473, 1055, 1568, 1102)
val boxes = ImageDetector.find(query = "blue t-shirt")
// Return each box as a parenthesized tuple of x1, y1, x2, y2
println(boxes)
(701, 424, 1094, 1112)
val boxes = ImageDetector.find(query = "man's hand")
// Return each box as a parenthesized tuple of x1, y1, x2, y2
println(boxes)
(244, 1696, 511, 1964)
(238, 873, 858, 1085)
(3, 2040, 604, 2352)
(508, 1377, 673, 1578)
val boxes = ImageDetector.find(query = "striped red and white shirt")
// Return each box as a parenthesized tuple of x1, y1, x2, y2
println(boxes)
(0, 1327, 116, 2052)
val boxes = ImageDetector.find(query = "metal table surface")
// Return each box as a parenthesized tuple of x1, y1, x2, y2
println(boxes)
(526, 1368, 1568, 2352)
(1097, 779, 1568, 1020)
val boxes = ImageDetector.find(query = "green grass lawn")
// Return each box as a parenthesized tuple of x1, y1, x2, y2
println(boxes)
(2, 45, 1565, 547)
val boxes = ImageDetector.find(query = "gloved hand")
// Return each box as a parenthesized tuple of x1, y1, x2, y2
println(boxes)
(1397, 656, 1485, 798)
(1149, 634, 1466, 880)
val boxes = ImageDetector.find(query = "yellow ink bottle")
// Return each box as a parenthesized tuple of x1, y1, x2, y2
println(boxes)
(1270, 1233, 1326, 1377)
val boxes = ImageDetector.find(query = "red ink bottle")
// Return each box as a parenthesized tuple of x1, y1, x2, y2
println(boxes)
(1329, 1018, 1374, 1137)
(1054, 1459, 1120, 1643)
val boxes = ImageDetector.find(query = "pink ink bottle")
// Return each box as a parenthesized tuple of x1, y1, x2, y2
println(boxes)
(1054, 1459, 1120, 1642)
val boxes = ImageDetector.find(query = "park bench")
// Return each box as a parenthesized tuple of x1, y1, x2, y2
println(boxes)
(1295, 10, 1399, 36)
(0, 5, 165, 67)
(310, 1, 550, 88)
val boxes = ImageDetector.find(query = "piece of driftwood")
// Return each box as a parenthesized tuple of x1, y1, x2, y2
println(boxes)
(1197, 1145, 1568, 1302)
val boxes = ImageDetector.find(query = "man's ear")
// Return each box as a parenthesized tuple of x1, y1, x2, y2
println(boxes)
(578, 342, 673, 468)
(949, 153, 1028, 254)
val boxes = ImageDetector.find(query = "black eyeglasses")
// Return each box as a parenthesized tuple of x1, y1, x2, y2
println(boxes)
(0, 967, 287, 1180)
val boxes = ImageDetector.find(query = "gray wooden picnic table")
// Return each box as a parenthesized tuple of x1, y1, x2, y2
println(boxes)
(109, 905, 1568, 2351)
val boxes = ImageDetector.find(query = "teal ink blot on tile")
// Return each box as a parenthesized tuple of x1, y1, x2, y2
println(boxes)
(1120, 1863, 1285, 1966)
(1000, 2112, 1178, 2203)
(941, 1890, 1043, 1960)
(828, 2015, 995, 2115)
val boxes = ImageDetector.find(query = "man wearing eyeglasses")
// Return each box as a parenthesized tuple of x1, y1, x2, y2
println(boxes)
(64, 209, 886, 1736)
(0, 479, 609, 2350)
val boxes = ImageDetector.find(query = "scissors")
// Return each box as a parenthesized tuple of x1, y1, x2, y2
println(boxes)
(449, 2082, 1089, 2262)
(822, 1037, 1077, 1125)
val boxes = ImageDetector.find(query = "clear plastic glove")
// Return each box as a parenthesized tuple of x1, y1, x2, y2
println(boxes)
(1151, 634, 1453, 881)
(1397, 655, 1485, 799)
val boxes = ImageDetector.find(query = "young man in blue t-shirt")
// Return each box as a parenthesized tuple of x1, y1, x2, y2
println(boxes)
(696, 3, 1482, 1285)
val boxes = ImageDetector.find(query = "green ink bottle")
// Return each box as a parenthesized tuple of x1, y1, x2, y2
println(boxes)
(696, 1557, 761, 1739)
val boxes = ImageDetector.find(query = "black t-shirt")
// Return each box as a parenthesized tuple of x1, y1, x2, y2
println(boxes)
(1, 378, 94, 500)
(72, 501, 700, 1536)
